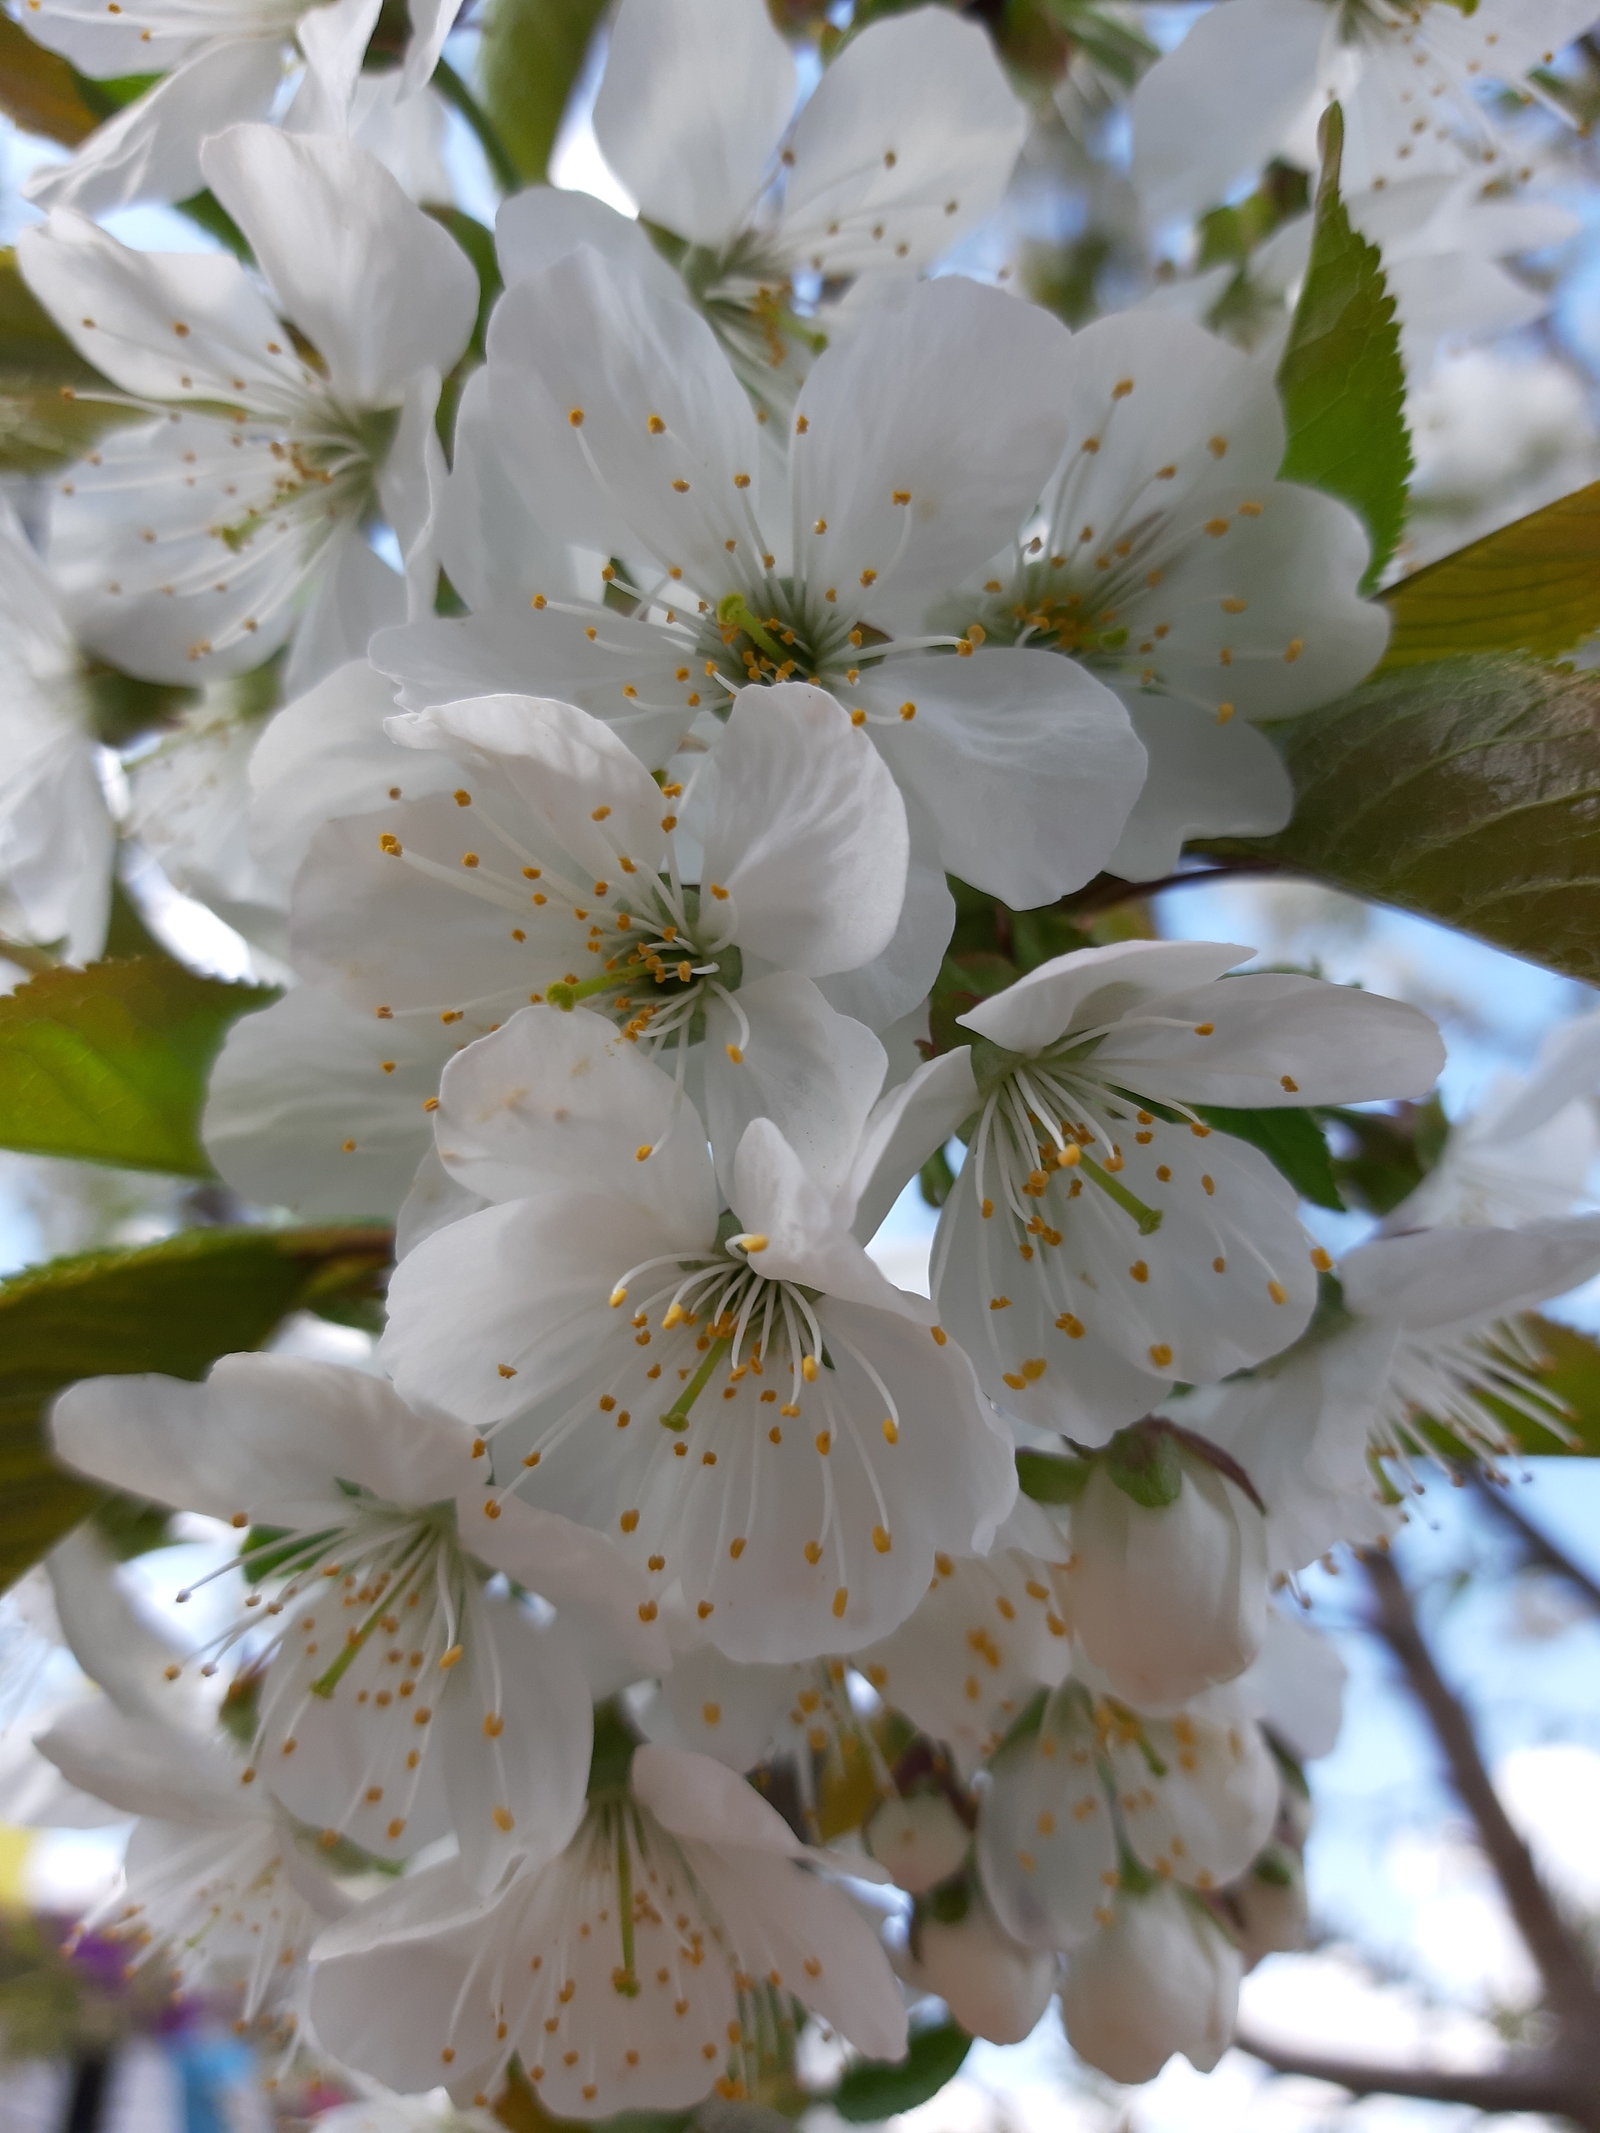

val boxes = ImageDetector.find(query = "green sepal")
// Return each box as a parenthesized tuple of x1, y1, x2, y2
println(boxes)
(1103, 1421, 1183, 1510)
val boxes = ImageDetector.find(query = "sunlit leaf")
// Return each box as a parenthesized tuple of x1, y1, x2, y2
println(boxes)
(479, 0, 608, 184)
(1382, 481, 1600, 668)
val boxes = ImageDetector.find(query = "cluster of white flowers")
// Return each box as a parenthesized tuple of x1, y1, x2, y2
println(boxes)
(6, 0, 1600, 2114)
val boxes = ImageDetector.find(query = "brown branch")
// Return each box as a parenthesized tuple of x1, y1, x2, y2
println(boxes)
(1054, 858, 1289, 922)
(1237, 2030, 1595, 2115)
(1467, 1467, 1600, 1614)
(1233, 2029, 1586, 2114)
(1361, 1547, 1600, 2033)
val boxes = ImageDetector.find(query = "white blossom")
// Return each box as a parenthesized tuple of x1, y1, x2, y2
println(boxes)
(21, 125, 477, 689)
(1058, 1879, 1240, 2084)
(382, 1004, 1018, 1661)
(307, 1741, 907, 2115)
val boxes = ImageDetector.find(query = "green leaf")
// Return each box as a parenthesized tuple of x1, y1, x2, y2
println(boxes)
(1275, 104, 1411, 589)
(1515, 1318, 1600, 1457)
(1381, 481, 1600, 667)
(1016, 1447, 1094, 1504)
(1321, 1095, 1446, 1216)
(1195, 655, 1600, 985)
(426, 206, 503, 368)
(0, 249, 140, 474)
(0, 1224, 392, 1589)
(1196, 1105, 1343, 1211)
(0, 957, 278, 1176)
(1104, 1422, 1183, 1509)
(834, 2021, 973, 2123)
(0, 13, 98, 144)
(479, 0, 609, 184)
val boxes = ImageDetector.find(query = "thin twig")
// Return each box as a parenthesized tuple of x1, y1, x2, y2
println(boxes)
(1056, 858, 1289, 921)
(1467, 1466, 1600, 1613)
(1233, 2028, 1587, 2114)
(1361, 1545, 1600, 2032)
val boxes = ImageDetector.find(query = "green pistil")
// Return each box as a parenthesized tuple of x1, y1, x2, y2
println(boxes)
(1078, 1153, 1164, 1236)
(614, 1813, 640, 1996)
(546, 969, 629, 1012)
(307, 1551, 427, 1699)
(660, 1335, 732, 1432)
(716, 593, 790, 665)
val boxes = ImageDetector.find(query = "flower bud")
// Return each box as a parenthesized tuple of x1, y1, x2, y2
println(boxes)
(1212, 1846, 1308, 1969)
(1059, 1882, 1241, 2084)
(865, 1790, 972, 1894)
(1064, 1426, 1267, 1707)
(911, 1890, 1060, 2045)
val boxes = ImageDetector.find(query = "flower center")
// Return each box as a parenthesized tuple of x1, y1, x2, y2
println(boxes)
(547, 881, 744, 1052)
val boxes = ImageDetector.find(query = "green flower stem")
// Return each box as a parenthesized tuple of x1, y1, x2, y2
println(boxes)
(432, 56, 522, 196)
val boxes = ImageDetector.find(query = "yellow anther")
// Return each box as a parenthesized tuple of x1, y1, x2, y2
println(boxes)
(801, 1355, 819, 1382)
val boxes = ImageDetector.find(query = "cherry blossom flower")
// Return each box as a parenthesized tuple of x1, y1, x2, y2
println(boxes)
(20, 0, 463, 213)
(307, 1741, 907, 2116)
(959, 311, 1388, 878)
(382, 1005, 1018, 1660)
(50, 1353, 666, 1889)
(376, 251, 1145, 909)
(924, 939, 1444, 1435)
(1132, 0, 1600, 226)
(20, 125, 477, 689)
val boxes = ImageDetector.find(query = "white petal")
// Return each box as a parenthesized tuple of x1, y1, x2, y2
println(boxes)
(48, 413, 327, 686)
(486, 249, 762, 579)
(1093, 972, 1446, 1106)
(931, 1171, 1172, 1441)
(383, 1190, 709, 1424)
(730, 1117, 910, 1314)
(395, 692, 668, 884)
(704, 976, 887, 1204)
(847, 1045, 977, 1243)
(465, 1492, 672, 1673)
(403, 0, 465, 91)
(373, 603, 696, 768)
(1342, 1217, 1600, 1332)
(593, 0, 794, 247)
(0, 725, 112, 965)
(443, 1591, 593, 1895)
(496, 184, 683, 302)
(858, 648, 1143, 907)
(21, 40, 284, 215)
(295, 0, 383, 121)
(433, 369, 581, 613)
(1107, 703, 1293, 882)
(249, 659, 433, 884)
(793, 278, 1070, 617)
(977, 1697, 1118, 1950)
(957, 938, 1251, 1053)
(632, 1741, 803, 1854)
(1109, 1706, 1278, 1890)
(695, 681, 908, 975)
(777, 6, 1025, 279)
(281, 524, 406, 697)
(202, 981, 460, 1220)
(815, 791, 953, 1032)
(201, 125, 478, 406)
(686, 1837, 909, 2062)
(433, 1005, 715, 1225)
(1131, 0, 1327, 225)
(19, 209, 304, 406)
(33, 1701, 246, 1827)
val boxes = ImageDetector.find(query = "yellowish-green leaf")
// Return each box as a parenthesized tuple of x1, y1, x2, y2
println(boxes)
(0, 957, 278, 1176)
(1382, 481, 1600, 668)
(0, 13, 99, 146)
(1276, 104, 1411, 589)
(0, 249, 136, 474)
(0, 1225, 393, 1589)
(479, 0, 608, 184)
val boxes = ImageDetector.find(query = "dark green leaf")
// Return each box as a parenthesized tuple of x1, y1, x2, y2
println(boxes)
(1016, 1447, 1094, 1504)
(1381, 481, 1600, 667)
(0, 14, 98, 144)
(1196, 1105, 1343, 1211)
(1195, 655, 1600, 985)
(0, 248, 140, 474)
(0, 1223, 393, 1589)
(1104, 1421, 1183, 1509)
(1275, 104, 1411, 589)
(0, 957, 278, 1176)
(479, 0, 608, 184)
(1321, 1096, 1445, 1216)
(834, 2022, 973, 2123)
